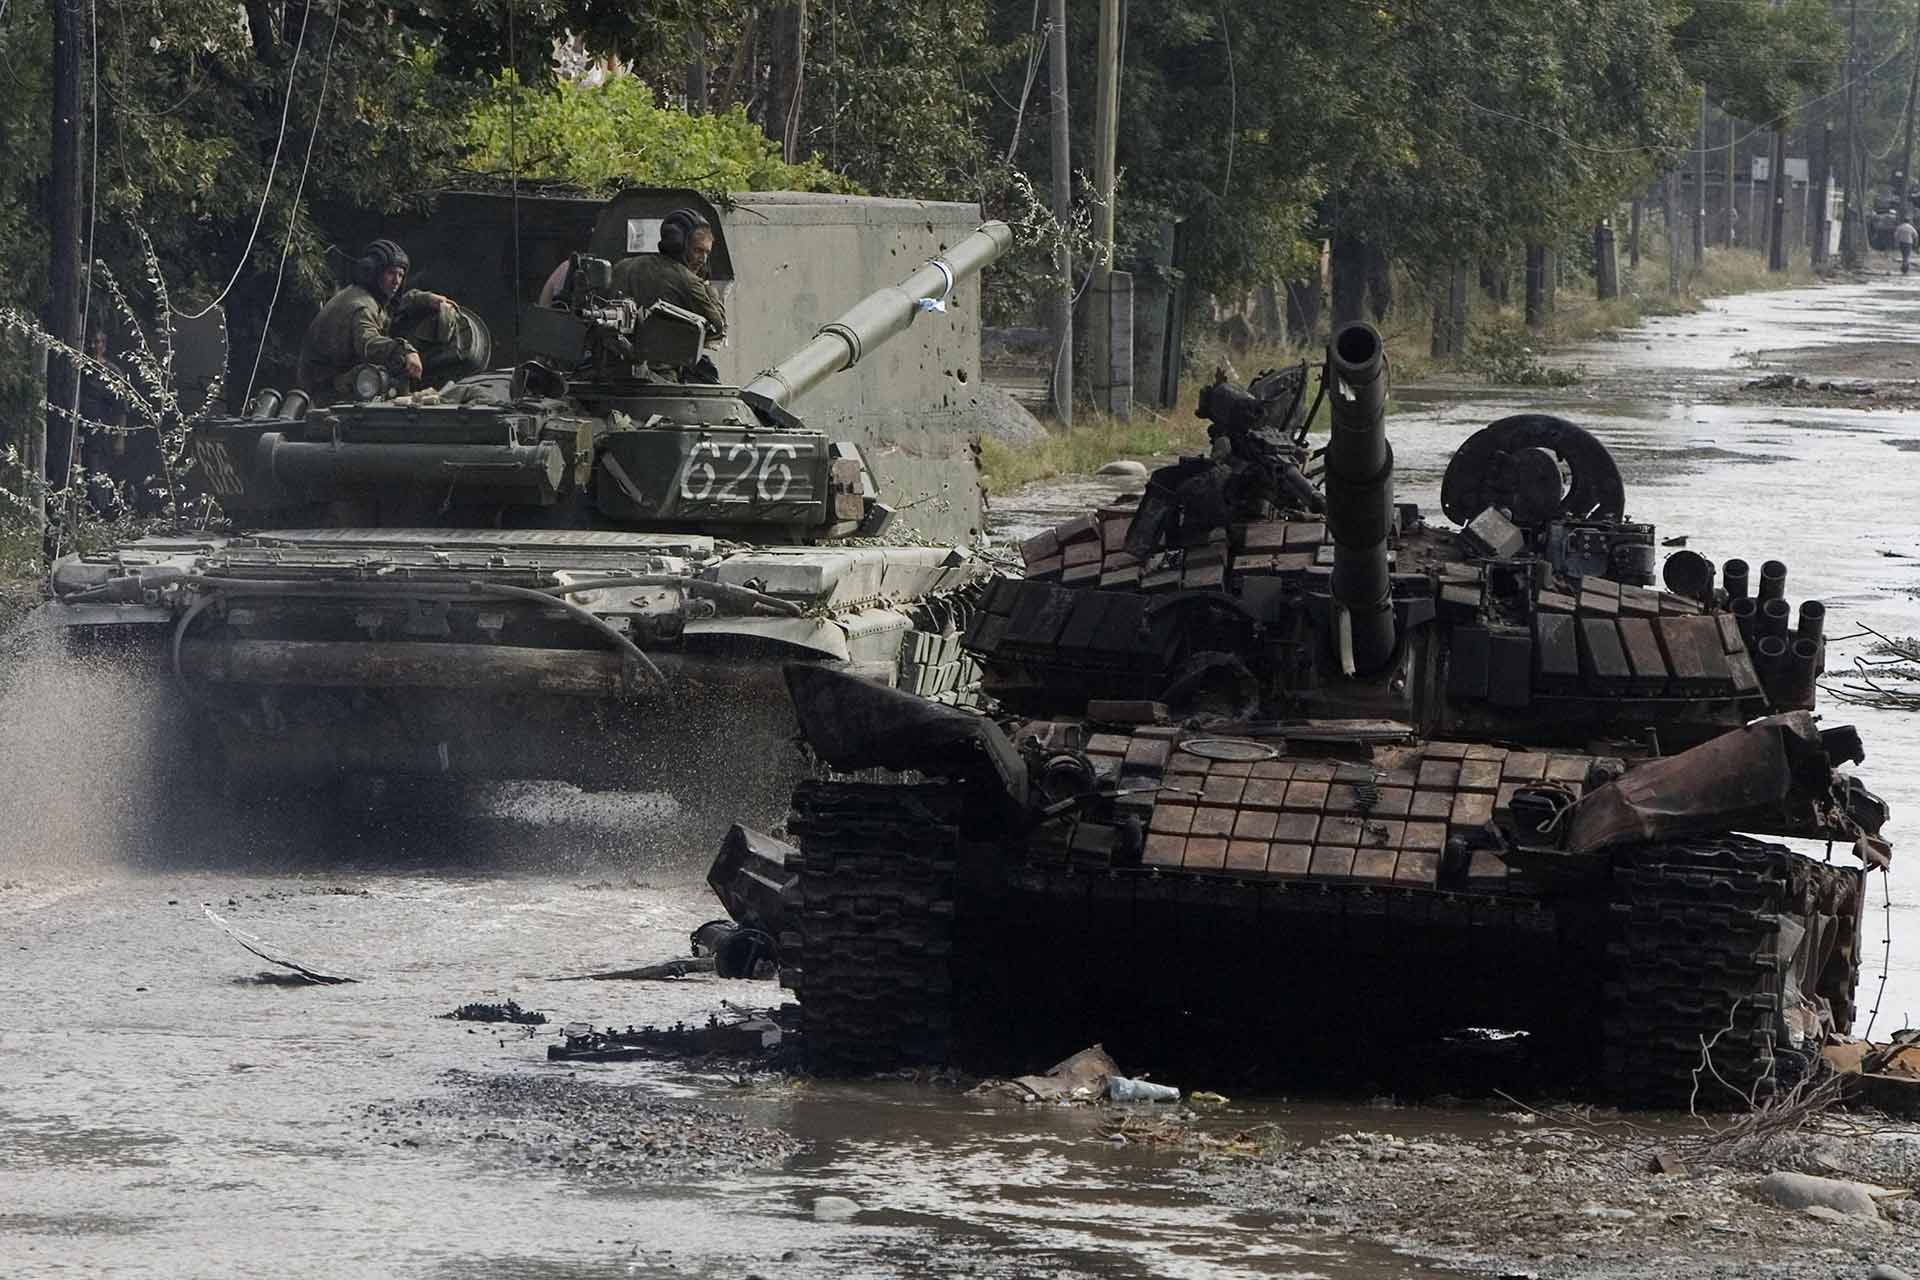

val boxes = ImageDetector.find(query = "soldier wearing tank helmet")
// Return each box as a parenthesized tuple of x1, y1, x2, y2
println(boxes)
(297, 239, 460, 399)
(611, 209, 727, 381)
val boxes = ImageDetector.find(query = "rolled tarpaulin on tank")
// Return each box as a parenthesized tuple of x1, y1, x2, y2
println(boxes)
(741, 221, 1015, 409)
(1321, 321, 1396, 675)
(257, 434, 567, 506)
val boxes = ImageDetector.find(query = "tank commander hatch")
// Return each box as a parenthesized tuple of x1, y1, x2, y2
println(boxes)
(611, 209, 727, 383)
(298, 238, 471, 400)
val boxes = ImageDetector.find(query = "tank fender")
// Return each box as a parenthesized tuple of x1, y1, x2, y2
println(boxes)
(1567, 711, 1891, 863)
(784, 662, 1027, 814)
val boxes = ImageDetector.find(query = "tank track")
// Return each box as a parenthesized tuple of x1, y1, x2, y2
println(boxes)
(1602, 835, 1865, 1107)
(783, 780, 966, 1074)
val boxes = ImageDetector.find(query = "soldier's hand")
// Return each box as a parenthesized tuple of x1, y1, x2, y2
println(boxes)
(404, 351, 424, 380)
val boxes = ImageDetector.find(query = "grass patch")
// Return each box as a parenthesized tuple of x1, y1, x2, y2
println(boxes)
(980, 365, 1351, 496)
(979, 410, 1208, 494)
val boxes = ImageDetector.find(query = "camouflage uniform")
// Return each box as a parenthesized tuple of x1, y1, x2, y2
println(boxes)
(297, 284, 454, 398)
(611, 253, 727, 339)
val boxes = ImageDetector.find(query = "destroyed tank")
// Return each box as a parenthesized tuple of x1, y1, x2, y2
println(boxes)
(750, 322, 1892, 1104)
(34, 217, 1013, 821)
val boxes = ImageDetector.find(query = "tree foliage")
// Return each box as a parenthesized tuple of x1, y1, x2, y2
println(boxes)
(0, 0, 1866, 459)
(463, 75, 854, 194)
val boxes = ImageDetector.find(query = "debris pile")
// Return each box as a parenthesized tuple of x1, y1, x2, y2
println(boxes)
(546, 1006, 798, 1066)
(442, 1001, 547, 1026)
(971, 1045, 1182, 1105)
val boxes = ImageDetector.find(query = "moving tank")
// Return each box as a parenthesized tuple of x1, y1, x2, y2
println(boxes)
(30, 213, 1013, 825)
(739, 322, 1892, 1104)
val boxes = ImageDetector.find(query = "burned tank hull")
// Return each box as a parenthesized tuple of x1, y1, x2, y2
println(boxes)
(749, 323, 1891, 1105)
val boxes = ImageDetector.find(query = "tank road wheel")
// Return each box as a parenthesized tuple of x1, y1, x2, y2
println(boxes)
(784, 780, 967, 1074)
(1601, 836, 1866, 1108)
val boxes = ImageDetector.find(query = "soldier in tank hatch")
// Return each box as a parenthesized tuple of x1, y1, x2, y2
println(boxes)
(612, 209, 727, 383)
(298, 239, 477, 400)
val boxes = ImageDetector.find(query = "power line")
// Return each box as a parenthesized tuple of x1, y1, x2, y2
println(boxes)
(53, 0, 101, 557)
(1465, 38, 1909, 159)
(173, 3, 315, 320)
(244, 0, 344, 405)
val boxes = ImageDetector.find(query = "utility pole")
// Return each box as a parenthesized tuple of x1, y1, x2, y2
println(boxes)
(42, 0, 84, 527)
(685, 29, 708, 114)
(1046, 0, 1072, 427)
(1725, 112, 1736, 245)
(1815, 121, 1833, 266)
(1898, 0, 1920, 224)
(767, 1, 808, 162)
(1769, 127, 1789, 270)
(1664, 172, 1681, 294)
(1844, 0, 1861, 267)
(1695, 87, 1709, 271)
(1088, 0, 1128, 417)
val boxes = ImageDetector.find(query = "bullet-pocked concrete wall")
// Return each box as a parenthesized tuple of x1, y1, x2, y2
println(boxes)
(713, 193, 989, 544)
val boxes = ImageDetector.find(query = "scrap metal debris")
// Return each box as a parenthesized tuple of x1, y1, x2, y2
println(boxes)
(548, 956, 716, 982)
(970, 1044, 1182, 1105)
(203, 905, 358, 985)
(1825, 1031, 1920, 1116)
(546, 1005, 798, 1063)
(1824, 626, 1920, 713)
(442, 1001, 547, 1025)
(1566, 711, 1889, 865)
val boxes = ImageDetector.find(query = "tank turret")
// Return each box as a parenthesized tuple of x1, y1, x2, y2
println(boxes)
(969, 320, 1850, 752)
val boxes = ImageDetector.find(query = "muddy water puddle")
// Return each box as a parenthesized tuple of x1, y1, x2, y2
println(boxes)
(0, 873, 1464, 1278)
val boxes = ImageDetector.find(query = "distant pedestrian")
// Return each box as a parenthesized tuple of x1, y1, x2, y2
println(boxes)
(1897, 219, 1917, 275)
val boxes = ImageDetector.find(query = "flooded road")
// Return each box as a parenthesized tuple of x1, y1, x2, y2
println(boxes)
(4, 275, 1920, 1278)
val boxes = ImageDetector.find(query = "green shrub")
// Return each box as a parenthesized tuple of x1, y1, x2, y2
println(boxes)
(464, 77, 857, 195)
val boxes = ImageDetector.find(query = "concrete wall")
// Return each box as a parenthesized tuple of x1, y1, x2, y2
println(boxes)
(716, 193, 989, 543)
(312, 190, 993, 544)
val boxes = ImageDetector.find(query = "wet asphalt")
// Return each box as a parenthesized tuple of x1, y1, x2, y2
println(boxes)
(3, 272, 1920, 1278)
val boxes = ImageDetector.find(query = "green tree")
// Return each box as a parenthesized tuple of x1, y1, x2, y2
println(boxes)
(463, 75, 854, 194)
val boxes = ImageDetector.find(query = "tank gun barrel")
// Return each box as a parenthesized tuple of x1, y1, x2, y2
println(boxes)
(741, 221, 1015, 408)
(1322, 322, 1396, 675)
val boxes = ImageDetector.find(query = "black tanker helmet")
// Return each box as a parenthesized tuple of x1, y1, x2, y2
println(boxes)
(355, 239, 411, 297)
(657, 209, 710, 263)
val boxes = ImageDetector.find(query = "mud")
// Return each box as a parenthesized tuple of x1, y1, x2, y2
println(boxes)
(1196, 1113, 1920, 1278)
(1745, 339, 1920, 385)
(369, 1069, 802, 1180)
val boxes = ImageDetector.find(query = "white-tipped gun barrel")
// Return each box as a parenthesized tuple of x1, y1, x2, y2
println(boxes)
(741, 221, 1015, 409)
(1323, 322, 1396, 675)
